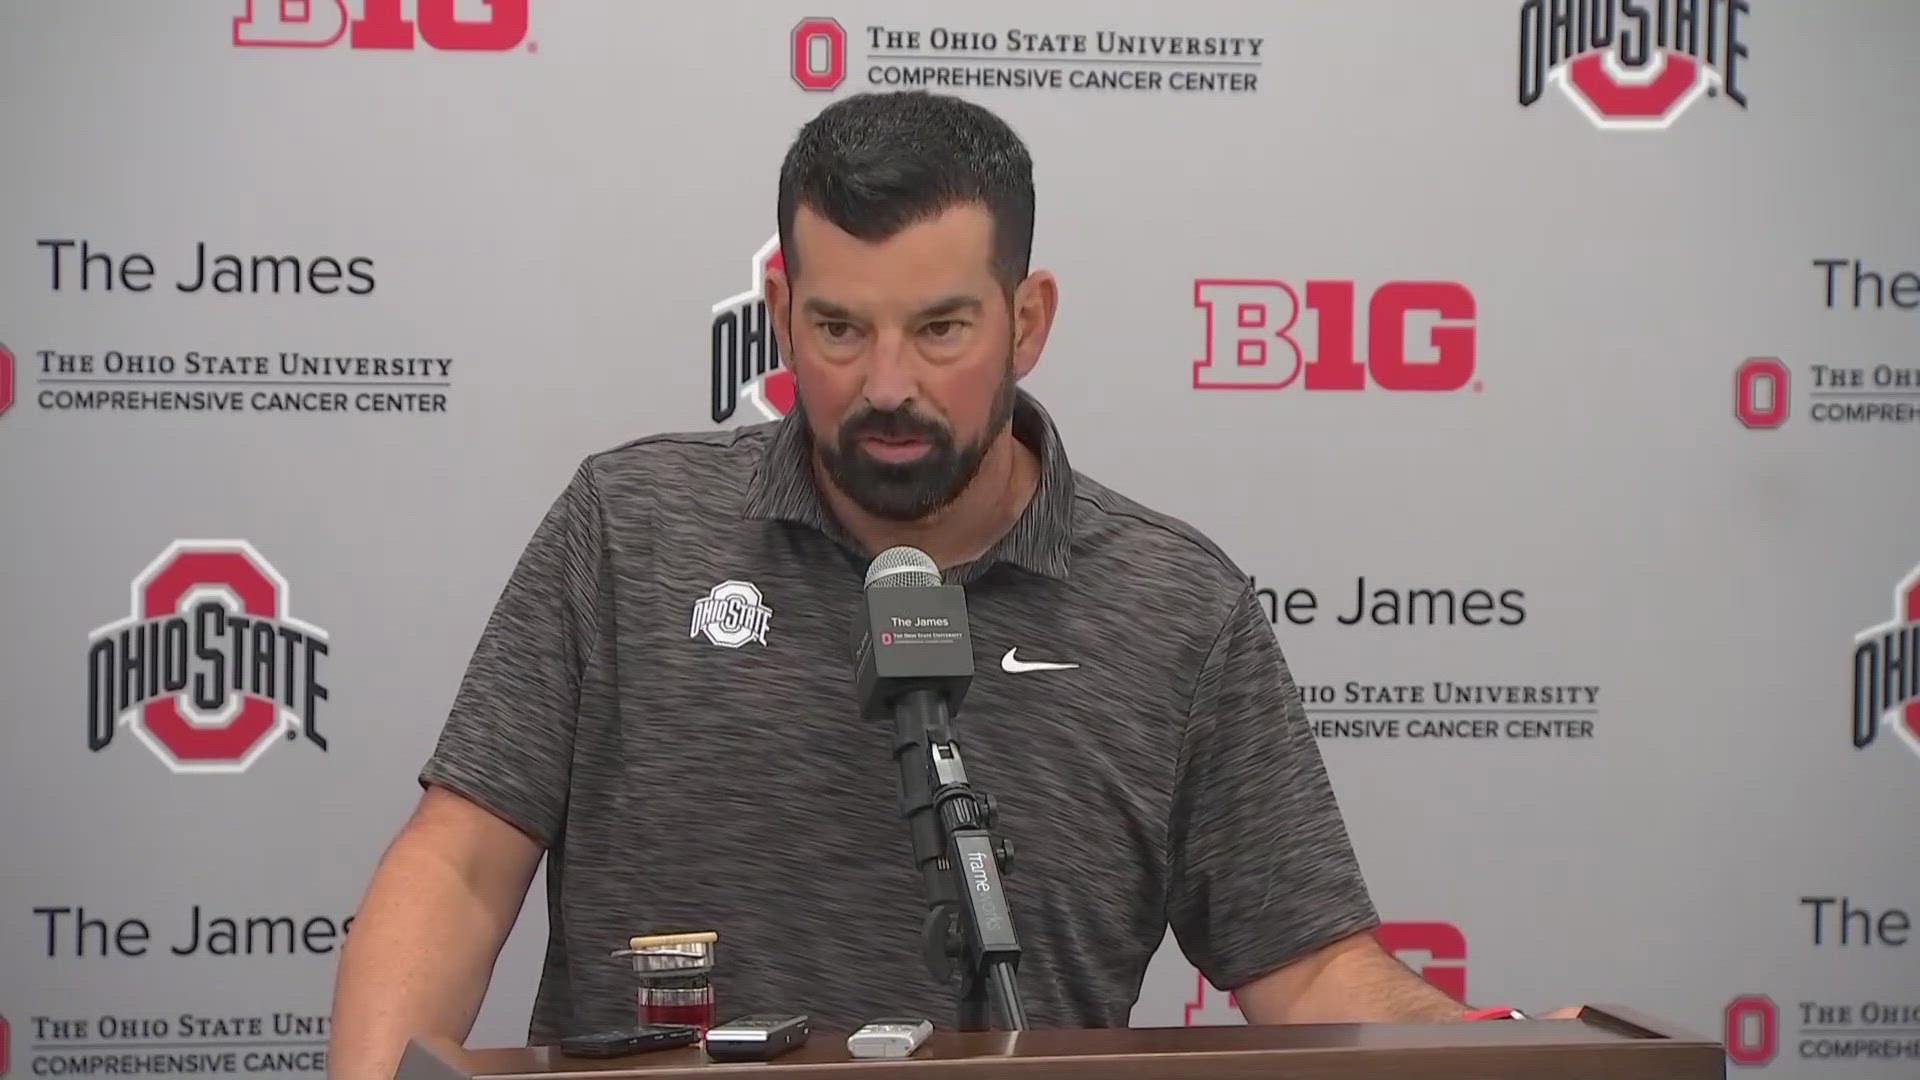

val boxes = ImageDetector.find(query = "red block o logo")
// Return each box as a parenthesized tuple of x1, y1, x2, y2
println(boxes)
(1724, 995, 1777, 1067)
(792, 18, 846, 90)
(1734, 357, 1789, 429)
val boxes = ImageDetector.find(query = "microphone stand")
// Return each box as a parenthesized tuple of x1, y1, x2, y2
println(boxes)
(890, 692, 1027, 1031)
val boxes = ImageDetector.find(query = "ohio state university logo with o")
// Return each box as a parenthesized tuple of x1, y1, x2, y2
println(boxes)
(1852, 561, 1920, 763)
(1517, 0, 1750, 131)
(709, 236, 796, 425)
(86, 541, 331, 774)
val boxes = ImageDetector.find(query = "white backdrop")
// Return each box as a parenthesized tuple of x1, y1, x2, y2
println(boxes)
(2, 2, 1917, 1077)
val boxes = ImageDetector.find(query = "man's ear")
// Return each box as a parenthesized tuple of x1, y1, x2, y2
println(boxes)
(766, 266, 792, 363)
(1010, 269, 1057, 380)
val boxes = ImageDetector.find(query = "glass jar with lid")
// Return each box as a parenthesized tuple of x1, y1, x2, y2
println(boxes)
(611, 930, 717, 1032)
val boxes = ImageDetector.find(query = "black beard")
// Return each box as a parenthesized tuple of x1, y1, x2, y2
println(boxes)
(817, 368, 1017, 523)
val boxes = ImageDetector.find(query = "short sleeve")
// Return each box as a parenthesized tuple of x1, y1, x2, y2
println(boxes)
(417, 461, 605, 848)
(1166, 583, 1380, 991)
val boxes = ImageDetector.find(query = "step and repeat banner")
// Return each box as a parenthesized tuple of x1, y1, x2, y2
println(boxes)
(2, 1, 1915, 1077)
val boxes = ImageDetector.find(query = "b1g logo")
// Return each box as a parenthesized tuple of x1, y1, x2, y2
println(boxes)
(1852, 561, 1920, 763)
(1192, 280, 1478, 392)
(791, 17, 848, 91)
(1733, 357, 1789, 429)
(1183, 921, 1467, 1025)
(1517, 0, 1750, 131)
(86, 541, 330, 774)
(233, 0, 529, 51)
(709, 236, 797, 425)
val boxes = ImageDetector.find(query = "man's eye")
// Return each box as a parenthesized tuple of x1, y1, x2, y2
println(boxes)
(924, 320, 963, 338)
(819, 322, 854, 339)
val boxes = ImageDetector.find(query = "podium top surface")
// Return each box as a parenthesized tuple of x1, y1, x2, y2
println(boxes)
(399, 1006, 1724, 1080)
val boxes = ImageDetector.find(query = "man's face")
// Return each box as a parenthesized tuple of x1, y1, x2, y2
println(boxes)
(773, 203, 1020, 522)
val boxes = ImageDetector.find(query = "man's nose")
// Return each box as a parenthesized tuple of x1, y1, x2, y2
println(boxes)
(861, 332, 917, 412)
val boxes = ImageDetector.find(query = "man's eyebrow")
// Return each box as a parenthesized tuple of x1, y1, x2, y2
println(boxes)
(800, 297, 858, 320)
(799, 296, 984, 320)
(915, 295, 984, 319)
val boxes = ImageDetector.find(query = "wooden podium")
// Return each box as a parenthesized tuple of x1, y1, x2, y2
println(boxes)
(395, 1005, 1725, 1079)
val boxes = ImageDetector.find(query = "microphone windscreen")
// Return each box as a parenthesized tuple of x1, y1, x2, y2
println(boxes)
(865, 545, 940, 589)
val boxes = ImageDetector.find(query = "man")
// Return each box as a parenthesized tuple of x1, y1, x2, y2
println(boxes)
(328, 91, 1544, 1079)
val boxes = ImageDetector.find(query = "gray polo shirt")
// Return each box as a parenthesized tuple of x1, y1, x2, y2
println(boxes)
(418, 391, 1378, 1041)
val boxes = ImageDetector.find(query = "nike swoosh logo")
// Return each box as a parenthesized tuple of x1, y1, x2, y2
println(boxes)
(1001, 648, 1079, 673)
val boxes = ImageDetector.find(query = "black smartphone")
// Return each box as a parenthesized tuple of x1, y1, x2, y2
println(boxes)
(556, 1024, 700, 1058)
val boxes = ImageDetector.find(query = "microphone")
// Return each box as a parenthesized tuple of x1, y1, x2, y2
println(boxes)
(851, 546, 973, 721)
(851, 546, 1026, 1031)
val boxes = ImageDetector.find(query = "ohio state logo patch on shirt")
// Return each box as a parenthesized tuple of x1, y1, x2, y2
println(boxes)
(690, 580, 773, 648)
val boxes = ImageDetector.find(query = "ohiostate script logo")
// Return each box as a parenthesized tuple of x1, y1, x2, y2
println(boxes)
(1517, 0, 1750, 130)
(690, 580, 774, 649)
(709, 237, 796, 424)
(86, 541, 331, 774)
(233, 0, 531, 51)
(1852, 562, 1920, 763)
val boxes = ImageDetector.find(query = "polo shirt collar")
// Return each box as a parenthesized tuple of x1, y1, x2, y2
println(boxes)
(742, 389, 1074, 582)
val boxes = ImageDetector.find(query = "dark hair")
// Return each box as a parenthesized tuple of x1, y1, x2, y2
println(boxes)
(776, 91, 1035, 291)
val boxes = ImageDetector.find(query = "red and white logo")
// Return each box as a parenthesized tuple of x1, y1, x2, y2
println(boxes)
(1723, 994, 1778, 1067)
(1192, 279, 1478, 392)
(233, 0, 529, 51)
(1852, 562, 1920, 763)
(1182, 922, 1468, 1025)
(1181, 970, 1244, 1027)
(0, 341, 14, 419)
(86, 541, 330, 774)
(1517, 0, 1750, 131)
(1734, 357, 1789, 429)
(709, 235, 796, 425)
(1374, 921, 1468, 1000)
(791, 17, 848, 91)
